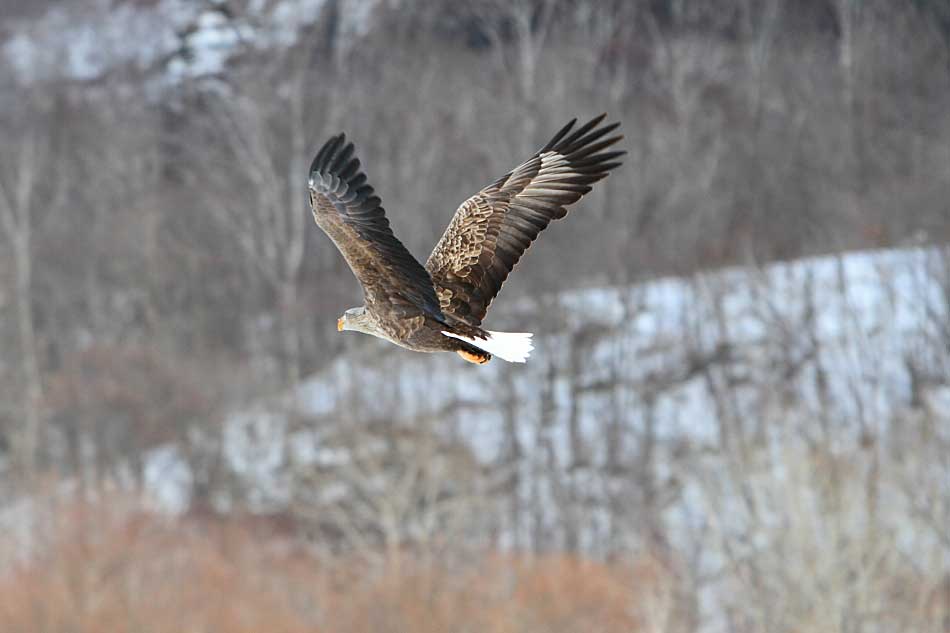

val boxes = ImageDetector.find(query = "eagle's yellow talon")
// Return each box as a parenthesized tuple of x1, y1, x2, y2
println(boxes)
(457, 350, 490, 365)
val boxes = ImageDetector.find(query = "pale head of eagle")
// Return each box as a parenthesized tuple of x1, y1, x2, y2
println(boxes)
(337, 306, 374, 334)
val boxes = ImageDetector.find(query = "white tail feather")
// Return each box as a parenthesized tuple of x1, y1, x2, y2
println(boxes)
(442, 330, 534, 363)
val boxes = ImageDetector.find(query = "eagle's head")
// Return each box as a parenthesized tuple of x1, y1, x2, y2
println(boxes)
(337, 306, 371, 333)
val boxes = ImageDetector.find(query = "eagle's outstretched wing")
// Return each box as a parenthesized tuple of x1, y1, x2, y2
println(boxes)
(309, 134, 443, 319)
(425, 114, 624, 326)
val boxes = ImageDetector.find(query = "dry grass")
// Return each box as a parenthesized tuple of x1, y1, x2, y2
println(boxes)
(0, 498, 664, 633)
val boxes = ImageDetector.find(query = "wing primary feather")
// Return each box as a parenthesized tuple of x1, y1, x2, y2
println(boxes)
(324, 134, 344, 164)
(575, 150, 627, 167)
(560, 123, 621, 156)
(309, 135, 336, 174)
(524, 184, 591, 195)
(339, 157, 361, 180)
(556, 113, 607, 150)
(540, 118, 576, 152)
(330, 142, 355, 173)
(348, 173, 368, 190)
(568, 135, 624, 161)
(311, 134, 343, 175)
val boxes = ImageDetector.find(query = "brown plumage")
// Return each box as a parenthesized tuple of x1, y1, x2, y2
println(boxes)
(308, 114, 624, 364)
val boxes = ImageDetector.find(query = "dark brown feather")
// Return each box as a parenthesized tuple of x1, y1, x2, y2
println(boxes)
(425, 115, 625, 326)
(309, 134, 444, 320)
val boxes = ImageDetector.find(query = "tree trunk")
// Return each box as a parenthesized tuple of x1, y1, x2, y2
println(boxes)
(838, 0, 865, 232)
(0, 130, 44, 484)
(13, 226, 43, 482)
(279, 280, 300, 387)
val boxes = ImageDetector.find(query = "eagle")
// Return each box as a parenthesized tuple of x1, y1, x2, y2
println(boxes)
(308, 114, 624, 364)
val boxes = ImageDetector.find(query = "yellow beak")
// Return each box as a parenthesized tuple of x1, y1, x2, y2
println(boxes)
(337, 317, 344, 332)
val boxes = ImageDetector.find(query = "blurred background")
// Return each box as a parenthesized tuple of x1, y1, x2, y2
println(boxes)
(1, 0, 950, 631)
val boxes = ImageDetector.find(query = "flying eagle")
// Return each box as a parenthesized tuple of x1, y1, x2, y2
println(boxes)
(308, 114, 624, 364)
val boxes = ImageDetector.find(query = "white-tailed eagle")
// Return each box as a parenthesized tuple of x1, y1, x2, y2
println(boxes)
(308, 114, 624, 364)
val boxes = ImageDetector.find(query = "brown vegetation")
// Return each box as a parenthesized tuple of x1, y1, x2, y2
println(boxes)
(0, 498, 663, 633)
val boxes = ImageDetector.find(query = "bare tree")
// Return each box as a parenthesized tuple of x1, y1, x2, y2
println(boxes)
(180, 53, 317, 387)
(290, 416, 495, 564)
(0, 95, 59, 482)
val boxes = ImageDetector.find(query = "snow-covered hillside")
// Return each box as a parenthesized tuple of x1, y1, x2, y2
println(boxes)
(2, 0, 378, 84)
(214, 245, 950, 519)
(283, 246, 948, 446)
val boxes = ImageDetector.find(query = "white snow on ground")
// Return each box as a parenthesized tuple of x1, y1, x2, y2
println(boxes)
(143, 445, 192, 513)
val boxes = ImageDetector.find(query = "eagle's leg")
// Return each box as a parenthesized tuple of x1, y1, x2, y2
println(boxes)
(457, 349, 491, 365)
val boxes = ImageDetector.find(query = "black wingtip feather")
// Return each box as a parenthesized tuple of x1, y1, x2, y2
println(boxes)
(310, 133, 347, 177)
(339, 157, 361, 181)
(329, 142, 354, 173)
(577, 121, 621, 146)
(540, 115, 623, 172)
(309, 140, 330, 175)
(542, 118, 576, 152)
(309, 133, 381, 196)
(557, 113, 607, 149)
(568, 135, 624, 161)
(579, 149, 627, 166)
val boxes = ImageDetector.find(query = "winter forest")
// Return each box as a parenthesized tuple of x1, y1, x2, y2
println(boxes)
(1, 0, 950, 631)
